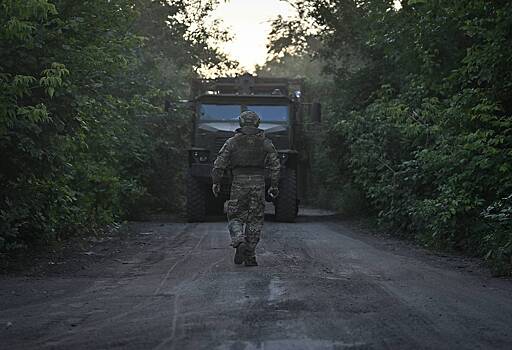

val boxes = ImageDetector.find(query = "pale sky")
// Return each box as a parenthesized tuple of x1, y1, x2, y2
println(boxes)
(208, 0, 403, 73)
(208, 0, 297, 72)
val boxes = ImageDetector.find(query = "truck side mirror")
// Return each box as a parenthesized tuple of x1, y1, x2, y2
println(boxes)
(311, 102, 322, 123)
(165, 99, 195, 112)
(185, 101, 196, 111)
(164, 99, 174, 112)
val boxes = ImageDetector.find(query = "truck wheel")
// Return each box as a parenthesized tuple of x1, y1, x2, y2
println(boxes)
(274, 169, 298, 222)
(186, 174, 206, 222)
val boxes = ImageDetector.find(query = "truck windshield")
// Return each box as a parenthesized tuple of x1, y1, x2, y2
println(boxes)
(247, 105, 288, 122)
(199, 104, 289, 122)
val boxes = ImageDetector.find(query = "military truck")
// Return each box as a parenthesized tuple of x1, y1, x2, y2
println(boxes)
(185, 73, 320, 222)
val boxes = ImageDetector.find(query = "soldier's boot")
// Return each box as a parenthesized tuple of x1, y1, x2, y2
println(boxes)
(244, 248, 257, 266)
(230, 235, 245, 248)
(234, 242, 248, 265)
(244, 255, 258, 267)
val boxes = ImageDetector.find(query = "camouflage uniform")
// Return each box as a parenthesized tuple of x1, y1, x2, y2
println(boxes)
(212, 111, 280, 265)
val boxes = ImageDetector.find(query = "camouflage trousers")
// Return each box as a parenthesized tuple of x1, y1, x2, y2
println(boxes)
(225, 175, 265, 257)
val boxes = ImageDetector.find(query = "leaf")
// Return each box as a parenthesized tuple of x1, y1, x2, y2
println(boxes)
(408, 0, 427, 5)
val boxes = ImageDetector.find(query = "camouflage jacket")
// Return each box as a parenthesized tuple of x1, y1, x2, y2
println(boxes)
(211, 126, 280, 186)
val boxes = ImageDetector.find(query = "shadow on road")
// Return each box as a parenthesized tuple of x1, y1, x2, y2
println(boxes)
(204, 207, 339, 223)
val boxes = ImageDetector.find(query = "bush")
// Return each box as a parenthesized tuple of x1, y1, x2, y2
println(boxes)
(0, 0, 228, 251)
(269, 0, 512, 274)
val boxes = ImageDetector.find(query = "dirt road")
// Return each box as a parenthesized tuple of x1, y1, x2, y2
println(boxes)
(1, 209, 512, 349)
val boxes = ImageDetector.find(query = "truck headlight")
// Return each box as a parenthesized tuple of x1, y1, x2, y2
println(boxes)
(193, 150, 209, 163)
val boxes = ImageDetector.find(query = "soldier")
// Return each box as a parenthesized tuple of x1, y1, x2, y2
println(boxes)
(211, 111, 280, 266)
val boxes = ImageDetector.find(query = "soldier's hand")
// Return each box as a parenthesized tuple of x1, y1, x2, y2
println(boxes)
(212, 184, 221, 197)
(268, 186, 279, 199)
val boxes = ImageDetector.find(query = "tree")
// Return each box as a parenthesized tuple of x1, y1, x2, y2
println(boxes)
(263, 0, 512, 274)
(0, 0, 232, 251)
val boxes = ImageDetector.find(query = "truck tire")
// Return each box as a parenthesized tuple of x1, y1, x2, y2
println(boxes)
(274, 169, 298, 222)
(186, 174, 206, 222)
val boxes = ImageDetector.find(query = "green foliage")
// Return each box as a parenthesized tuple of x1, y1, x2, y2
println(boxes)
(265, 0, 512, 274)
(0, 0, 228, 251)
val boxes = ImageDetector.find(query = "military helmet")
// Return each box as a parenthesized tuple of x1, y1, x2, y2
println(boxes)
(239, 110, 260, 127)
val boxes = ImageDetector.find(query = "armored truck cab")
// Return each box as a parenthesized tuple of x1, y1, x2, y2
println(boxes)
(186, 73, 319, 222)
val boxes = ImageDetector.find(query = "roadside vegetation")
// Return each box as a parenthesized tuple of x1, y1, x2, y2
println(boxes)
(0, 0, 233, 253)
(2, 0, 511, 276)
(260, 0, 512, 275)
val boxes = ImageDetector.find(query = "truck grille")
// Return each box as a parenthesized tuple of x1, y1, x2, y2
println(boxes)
(267, 135, 289, 150)
(214, 136, 229, 155)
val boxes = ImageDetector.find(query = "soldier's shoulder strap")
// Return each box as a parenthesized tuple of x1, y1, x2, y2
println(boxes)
(263, 137, 277, 152)
(217, 136, 236, 154)
(226, 134, 241, 146)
